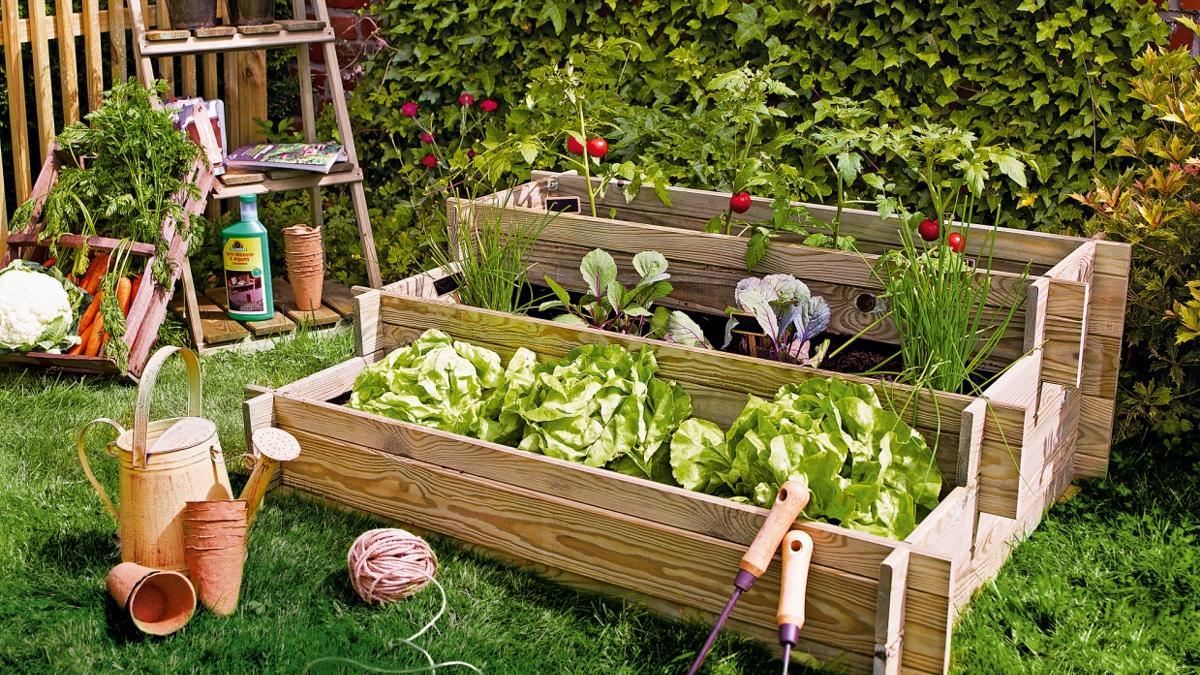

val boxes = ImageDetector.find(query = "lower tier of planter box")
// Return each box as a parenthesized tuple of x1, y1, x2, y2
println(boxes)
(250, 371, 970, 674)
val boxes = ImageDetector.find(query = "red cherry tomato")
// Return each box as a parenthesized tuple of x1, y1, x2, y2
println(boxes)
(917, 218, 939, 242)
(586, 137, 609, 158)
(947, 232, 965, 253)
(567, 136, 586, 156)
(729, 191, 752, 214)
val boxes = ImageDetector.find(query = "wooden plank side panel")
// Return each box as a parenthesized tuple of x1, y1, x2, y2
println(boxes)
(283, 485, 877, 673)
(874, 549, 909, 675)
(282, 431, 956, 672)
(536, 172, 1089, 270)
(27, 0, 56, 158)
(274, 394, 956, 598)
(54, 0, 81, 125)
(471, 202, 1032, 314)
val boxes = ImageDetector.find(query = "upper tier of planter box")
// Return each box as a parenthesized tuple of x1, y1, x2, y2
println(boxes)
(458, 170, 1129, 482)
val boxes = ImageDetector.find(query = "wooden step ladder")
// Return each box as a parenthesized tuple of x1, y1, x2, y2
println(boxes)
(126, 0, 381, 352)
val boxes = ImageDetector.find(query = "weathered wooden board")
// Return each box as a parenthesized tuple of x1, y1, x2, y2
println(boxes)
(204, 287, 296, 337)
(272, 277, 342, 327)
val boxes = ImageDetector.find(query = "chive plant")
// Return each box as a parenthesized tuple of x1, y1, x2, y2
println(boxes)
(432, 198, 555, 315)
(879, 186, 1027, 394)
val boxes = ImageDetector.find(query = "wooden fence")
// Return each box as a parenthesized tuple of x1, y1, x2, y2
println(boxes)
(0, 0, 268, 231)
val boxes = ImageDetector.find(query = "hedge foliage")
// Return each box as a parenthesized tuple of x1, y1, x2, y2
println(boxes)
(346, 0, 1165, 242)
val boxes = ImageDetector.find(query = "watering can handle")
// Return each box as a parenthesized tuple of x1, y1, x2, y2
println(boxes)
(77, 418, 127, 524)
(133, 346, 203, 468)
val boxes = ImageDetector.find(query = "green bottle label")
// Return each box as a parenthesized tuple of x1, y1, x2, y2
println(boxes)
(223, 237, 267, 314)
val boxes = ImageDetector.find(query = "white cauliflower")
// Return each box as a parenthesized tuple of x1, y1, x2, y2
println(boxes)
(0, 264, 77, 352)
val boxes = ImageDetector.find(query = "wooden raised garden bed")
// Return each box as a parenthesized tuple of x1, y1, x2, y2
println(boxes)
(249, 178, 1129, 673)
(1, 149, 214, 379)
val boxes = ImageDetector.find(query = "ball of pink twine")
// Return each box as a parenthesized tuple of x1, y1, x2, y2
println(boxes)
(347, 528, 438, 604)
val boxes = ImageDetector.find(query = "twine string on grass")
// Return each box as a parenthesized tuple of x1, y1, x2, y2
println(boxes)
(348, 528, 438, 604)
(302, 529, 481, 674)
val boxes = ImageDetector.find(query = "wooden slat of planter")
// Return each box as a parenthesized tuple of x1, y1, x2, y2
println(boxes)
(281, 430, 957, 672)
(974, 354, 1039, 519)
(273, 394, 955, 596)
(537, 171, 1089, 270)
(874, 548, 909, 675)
(474, 201, 1032, 313)
(283, 484, 878, 673)
(1074, 394, 1115, 477)
(5, 233, 158, 256)
(276, 357, 366, 400)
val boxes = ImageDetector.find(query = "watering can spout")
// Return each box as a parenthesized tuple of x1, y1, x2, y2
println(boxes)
(240, 427, 302, 527)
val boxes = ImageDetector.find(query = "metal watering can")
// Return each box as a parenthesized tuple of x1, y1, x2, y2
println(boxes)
(78, 346, 233, 572)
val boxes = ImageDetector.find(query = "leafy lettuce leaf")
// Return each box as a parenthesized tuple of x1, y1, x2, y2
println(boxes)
(669, 377, 941, 539)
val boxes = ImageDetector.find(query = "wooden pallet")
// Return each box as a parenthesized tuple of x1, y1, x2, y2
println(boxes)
(184, 278, 352, 348)
(1, 146, 215, 379)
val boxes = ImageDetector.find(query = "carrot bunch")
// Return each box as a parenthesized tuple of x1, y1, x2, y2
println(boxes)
(67, 251, 141, 358)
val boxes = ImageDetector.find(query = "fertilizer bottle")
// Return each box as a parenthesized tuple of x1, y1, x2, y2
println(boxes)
(222, 195, 274, 321)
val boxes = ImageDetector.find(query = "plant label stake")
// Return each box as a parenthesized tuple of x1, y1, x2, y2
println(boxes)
(777, 530, 814, 675)
(685, 480, 810, 675)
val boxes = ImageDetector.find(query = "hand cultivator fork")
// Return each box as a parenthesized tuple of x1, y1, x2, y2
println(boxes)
(685, 479, 810, 675)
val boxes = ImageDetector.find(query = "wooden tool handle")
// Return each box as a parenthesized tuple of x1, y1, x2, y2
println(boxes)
(740, 480, 810, 578)
(777, 530, 814, 628)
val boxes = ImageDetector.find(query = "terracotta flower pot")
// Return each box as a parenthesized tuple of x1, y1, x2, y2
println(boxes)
(165, 0, 217, 29)
(184, 500, 248, 616)
(283, 225, 324, 311)
(107, 562, 196, 635)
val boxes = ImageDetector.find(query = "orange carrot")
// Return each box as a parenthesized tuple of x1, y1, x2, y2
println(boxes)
(128, 274, 142, 308)
(84, 315, 104, 357)
(117, 277, 133, 316)
(77, 292, 103, 334)
(43, 257, 57, 268)
(80, 253, 109, 294)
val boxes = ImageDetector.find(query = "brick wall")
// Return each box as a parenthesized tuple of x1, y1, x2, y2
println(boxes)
(1161, 1, 1200, 53)
(307, 0, 384, 103)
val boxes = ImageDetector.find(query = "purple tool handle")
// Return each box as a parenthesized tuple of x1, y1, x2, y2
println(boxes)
(779, 623, 800, 675)
(686, 570, 759, 675)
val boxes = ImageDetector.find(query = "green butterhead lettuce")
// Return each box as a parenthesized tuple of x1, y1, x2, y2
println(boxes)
(507, 344, 691, 477)
(669, 377, 941, 539)
(349, 329, 536, 438)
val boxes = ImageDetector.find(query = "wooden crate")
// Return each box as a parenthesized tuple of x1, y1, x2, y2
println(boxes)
(251, 290, 989, 673)
(1, 148, 214, 379)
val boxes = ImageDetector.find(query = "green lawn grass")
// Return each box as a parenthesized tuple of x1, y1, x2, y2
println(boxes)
(0, 333, 1196, 673)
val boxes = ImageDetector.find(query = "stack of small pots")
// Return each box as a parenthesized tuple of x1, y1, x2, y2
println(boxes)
(283, 224, 325, 311)
(183, 500, 249, 617)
